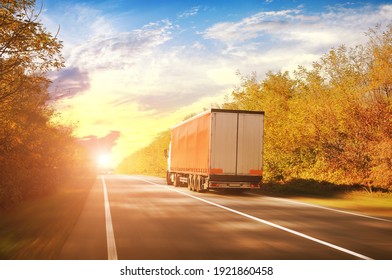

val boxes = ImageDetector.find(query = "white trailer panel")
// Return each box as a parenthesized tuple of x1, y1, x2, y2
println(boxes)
(237, 113, 264, 175)
(210, 112, 238, 175)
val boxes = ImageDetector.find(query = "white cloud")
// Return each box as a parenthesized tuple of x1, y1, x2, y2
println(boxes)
(203, 9, 304, 43)
(44, 2, 392, 165)
(178, 6, 200, 18)
(204, 5, 392, 49)
(202, 4, 392, 78)
(66, 20, 174, 71)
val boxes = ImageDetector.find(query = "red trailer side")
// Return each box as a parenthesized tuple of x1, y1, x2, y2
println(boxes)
(170, 110, 210, 176)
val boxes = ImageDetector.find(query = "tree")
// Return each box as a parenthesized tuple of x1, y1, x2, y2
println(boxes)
(222, 24, 392, 190)
(120, 24, 392, 190)
(117, 130, 171, 177)
(0, 1, 94, 208)
(0, 0, 64, 102)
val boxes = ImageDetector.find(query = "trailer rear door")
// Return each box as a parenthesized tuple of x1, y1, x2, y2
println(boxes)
(210, 112, 237, 175)
(236, 113, 264, 175)
(210, 111, 264, 176)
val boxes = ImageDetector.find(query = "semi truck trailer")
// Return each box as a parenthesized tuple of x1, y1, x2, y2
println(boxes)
(165, 109, 264, 192)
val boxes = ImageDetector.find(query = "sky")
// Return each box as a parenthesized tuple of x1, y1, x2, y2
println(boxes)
(40, 0, 392, 168)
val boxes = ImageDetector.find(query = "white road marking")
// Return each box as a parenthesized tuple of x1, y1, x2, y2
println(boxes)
(101, 175, 118, 260)
(131, 176, 373, 260)
(264, 196, 392, 223)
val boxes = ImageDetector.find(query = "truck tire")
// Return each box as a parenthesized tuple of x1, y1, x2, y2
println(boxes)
(174, 174, 181, 187)
(188, 175, 194, 191)
(196, 175, 202, 192)
(166, 171, 174, 185)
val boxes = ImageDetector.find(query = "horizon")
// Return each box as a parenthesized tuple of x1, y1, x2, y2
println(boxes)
(41, 0, 392, 167)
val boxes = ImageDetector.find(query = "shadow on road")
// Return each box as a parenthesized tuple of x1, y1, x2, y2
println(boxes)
(256, 178, 389, 199)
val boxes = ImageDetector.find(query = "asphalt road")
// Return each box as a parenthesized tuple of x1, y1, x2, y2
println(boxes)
(59, 175, 392, 260)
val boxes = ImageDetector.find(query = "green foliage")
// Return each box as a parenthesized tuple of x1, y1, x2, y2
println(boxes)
(117, 130, 171, 177)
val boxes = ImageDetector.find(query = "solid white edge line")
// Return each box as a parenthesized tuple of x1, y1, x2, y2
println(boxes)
(101, 175, 118, 260)
(248, 194, 392, 223)
(130, 176, 373, 260)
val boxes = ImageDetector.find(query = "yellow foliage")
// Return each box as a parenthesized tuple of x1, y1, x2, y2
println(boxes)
(222, 24, 392, 190)
(0, 0, 93, 208)
(117, 130, 171, 177)
(119, 24, 392, 191)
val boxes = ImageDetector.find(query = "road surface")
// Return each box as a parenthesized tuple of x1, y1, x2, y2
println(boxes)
(59, 175, 392, 260)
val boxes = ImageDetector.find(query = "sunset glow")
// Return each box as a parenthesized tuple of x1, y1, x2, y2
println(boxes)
(41, 0, 391, 167)
(97, 154, 111, 168)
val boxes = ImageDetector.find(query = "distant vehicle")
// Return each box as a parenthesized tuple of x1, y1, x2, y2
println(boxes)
(99, 168, 114, 175)
(165, 109, 264, 192)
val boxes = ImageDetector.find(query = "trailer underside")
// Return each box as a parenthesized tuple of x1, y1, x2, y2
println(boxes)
(166, 171, 262, 192)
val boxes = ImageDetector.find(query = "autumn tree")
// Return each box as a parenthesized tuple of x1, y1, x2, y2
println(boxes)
(117, 130, 171, 177)
(119, 24, 391, 191)
(0, 0, 93, 208)
(223, 24, 392, 190)
(0, 0, 63, 102)
(224, 71, 297, 180)
(293, 25, 392, 189)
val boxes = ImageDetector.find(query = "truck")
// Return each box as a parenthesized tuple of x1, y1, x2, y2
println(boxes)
(165, 109, 265, 192)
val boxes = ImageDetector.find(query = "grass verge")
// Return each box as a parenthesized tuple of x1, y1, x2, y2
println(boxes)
(0, 176, 95, 260)
(259, 179, 392, 218)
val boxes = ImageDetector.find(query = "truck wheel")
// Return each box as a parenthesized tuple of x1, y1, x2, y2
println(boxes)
(188, 175, 193, 191)
(174, 174, 181, 187)
(166, 171, 173, 185)
(196, 175, 202, 192)
(193, 175, 198, 192)
(203, 178, 209, 192)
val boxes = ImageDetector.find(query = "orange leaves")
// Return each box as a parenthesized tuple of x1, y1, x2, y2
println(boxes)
(0, 1, 91, 208)
(1, 0, 64, 103)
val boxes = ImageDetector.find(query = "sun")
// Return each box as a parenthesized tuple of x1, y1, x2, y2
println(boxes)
(97, 154, 111, 168)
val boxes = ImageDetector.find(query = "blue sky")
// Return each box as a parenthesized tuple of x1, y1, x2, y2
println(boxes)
(41, 0, 392, 166)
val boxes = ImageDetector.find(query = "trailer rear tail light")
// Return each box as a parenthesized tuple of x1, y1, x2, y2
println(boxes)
(210, 168, 223, 174)
(249, 169, 263, 175)
(250, 183, 260, 188)
(210, 182, 220, 187)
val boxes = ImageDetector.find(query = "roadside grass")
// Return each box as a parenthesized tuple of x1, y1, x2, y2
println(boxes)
(259, 179, 392, 218)
(0, 176, 95, 260)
